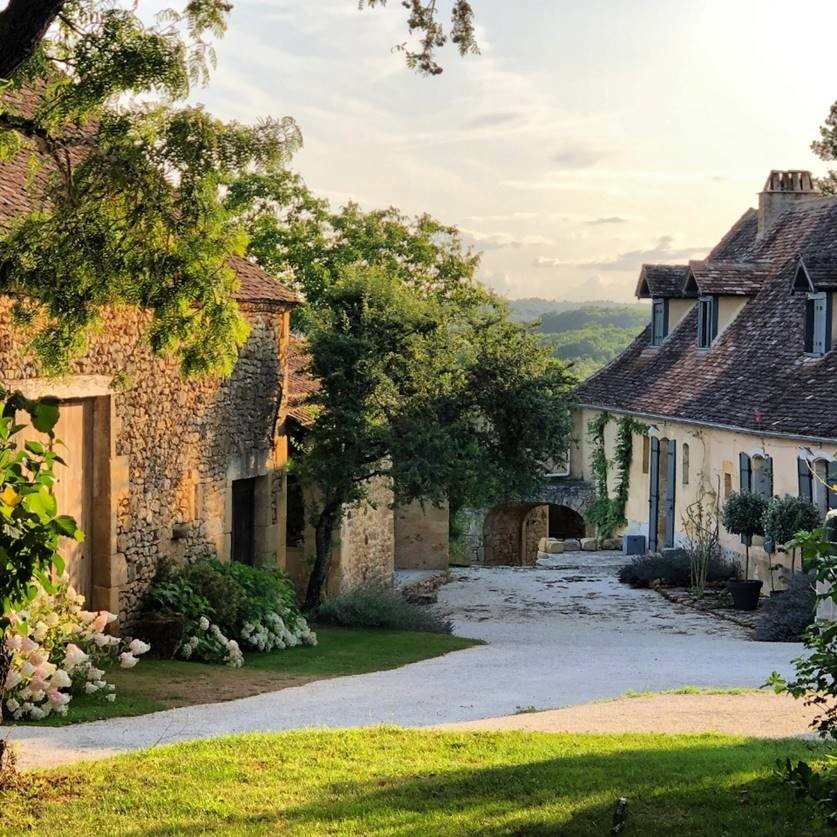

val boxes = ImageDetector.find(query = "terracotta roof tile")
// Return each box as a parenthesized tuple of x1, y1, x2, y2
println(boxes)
(576, 195, 837, 440)
(687, 261, 772, 296)
(286, 336, 318, 427)
(635, 264, 690, 299)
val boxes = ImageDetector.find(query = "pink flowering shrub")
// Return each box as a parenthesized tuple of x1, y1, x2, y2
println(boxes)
(2, 579, 150, 721)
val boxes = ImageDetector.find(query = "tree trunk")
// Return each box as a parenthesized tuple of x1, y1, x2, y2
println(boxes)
(303, 503, 340, 612)
(0, 0, 66, 81)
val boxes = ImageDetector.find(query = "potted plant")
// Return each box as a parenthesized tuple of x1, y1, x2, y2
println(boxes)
(721, 491, 768, 610)
(762, 495, 822, 582)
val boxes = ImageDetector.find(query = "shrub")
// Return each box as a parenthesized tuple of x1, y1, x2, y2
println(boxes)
(618, 552, 737, 588)
(313, 586, 453, 634)
(721, 491, 768, 578)
(142, 558, 316, 666)
(3, 579, 148, 721)
(763, 496, 822, 549)
(754, 573, 816, 642)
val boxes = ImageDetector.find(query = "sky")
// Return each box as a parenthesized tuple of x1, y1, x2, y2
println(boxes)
(163, 0, 837, 303)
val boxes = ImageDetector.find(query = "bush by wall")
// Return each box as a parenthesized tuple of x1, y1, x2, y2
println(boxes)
(313, 586, 453, 634)
(618, 552, 737, 589)
(143, 559, 316, 666)
(3, 579, 148, 721)
(754, 573, 816, 642)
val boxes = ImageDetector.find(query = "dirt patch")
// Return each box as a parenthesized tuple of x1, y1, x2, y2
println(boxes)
(437, 691, 819, 738)
(108, 668, 329, 709)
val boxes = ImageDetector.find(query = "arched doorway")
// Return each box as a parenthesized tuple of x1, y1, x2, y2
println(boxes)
(483, 503, 547, 566)
(548, 504, 586, 539)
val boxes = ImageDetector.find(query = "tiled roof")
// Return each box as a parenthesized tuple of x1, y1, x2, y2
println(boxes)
(0, 87, 298, 307)
(686, 261, 772, 296)
(576, 193, 837, 440)
(796, 255, 837, 291)
(286, 336, 318, 427)
(635, 264, 690, 299)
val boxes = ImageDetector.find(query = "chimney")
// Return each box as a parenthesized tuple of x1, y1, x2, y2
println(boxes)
(757, 170, 818, 238)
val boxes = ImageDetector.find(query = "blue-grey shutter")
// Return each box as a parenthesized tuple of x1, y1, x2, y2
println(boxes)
(665, 439, 677, 548)
(663, 299, 669, 337)
(765, 455, 774, 497)
(805, 297, 815, 353)
(813, 293, 828, 356)
(828, 460, 837, 510)
(798, 457, 813, 502)
(739, 452, 751, 493)
(648, 437, 660, 552)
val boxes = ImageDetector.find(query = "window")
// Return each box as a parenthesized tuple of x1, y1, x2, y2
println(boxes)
(804, 292, 831, 357)
(682, 442, 689, 485)
(740, 452, 772, 498)
(800, 457, 837, 514)
(651, 299, 668, 346)
(696, 296, 717, 349)
(642, 435, 650, 474)
(724, 473, 732, 499)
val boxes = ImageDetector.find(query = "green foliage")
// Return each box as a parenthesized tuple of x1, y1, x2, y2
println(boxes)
(768, 529, 837, 823)
(586, 412, 647, 538)
(763, 496, 822, 548)
(721, 491, 768, 539)
(0, 1, 301, 376)
(754, 573, 816, 642)
(143, 558, 309, 661)
(0, 388, 83, 620)
(313, 587, 453, 634)
(511, 304, 648, 380)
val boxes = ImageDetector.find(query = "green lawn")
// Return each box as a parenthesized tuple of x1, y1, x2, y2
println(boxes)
(1, 729, 825, 835)
(18, 627, 480, 727)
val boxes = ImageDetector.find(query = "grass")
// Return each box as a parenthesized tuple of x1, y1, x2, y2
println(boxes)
(16, 627, 480, 727)
(620, 686, 752, 700)
(0, 728, 826, 835)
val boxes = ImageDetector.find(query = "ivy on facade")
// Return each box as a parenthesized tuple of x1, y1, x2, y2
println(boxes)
(586, 412, 648, 538)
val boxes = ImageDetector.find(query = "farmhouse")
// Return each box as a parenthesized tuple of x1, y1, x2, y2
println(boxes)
(572, 170, 837, 584)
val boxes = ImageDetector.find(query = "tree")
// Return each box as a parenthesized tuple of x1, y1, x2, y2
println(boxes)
(721, 491, 768, 579)
(297, 264, 574, 609)
(0, 1, 478, 84)
(0, 2, 302, 376)
(812, 102, 837, 194)
(763, 495, 822, 577)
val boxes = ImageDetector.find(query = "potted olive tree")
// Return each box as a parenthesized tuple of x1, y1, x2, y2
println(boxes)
(762, 495, 822, 582)
(721, 491, 768, 610)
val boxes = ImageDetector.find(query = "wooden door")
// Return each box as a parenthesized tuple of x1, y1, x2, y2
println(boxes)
(664, 439, 677, 549)
(18, 399, 94, 602)
(232, 477, 256, 565)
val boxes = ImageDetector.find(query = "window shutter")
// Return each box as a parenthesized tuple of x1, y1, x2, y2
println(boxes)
(662, 299, 669, 337)
(829, 460, 837, 510)
(828, 293, 834, 352)
(665, 439, 677, 548)
(798, 457, 813, 502)
(739, 452, 751, 493)
(765, 455, 774, 497)
(648, 437, 660, 553)
(813, 294, 828, 356)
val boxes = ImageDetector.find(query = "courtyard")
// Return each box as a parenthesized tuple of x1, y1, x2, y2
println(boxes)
(1, 550, 806, 770)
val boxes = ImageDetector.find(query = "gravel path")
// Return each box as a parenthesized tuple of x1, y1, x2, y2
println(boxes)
(2, 551, 805, 769)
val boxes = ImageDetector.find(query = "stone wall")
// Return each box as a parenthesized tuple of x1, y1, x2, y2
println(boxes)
(483, 503, 547, 566)
(328, 475, 395, 594)
(395, 500, 449, 570)
(0, 298, 290, 624)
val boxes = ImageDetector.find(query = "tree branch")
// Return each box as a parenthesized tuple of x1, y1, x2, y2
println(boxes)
(0, 0, 67, 80)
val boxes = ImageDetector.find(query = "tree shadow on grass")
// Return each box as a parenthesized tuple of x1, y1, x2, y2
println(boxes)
(132, 736, 824, 836)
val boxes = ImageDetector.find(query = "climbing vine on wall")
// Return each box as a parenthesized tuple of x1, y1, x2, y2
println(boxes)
(586, 412, 648, 538)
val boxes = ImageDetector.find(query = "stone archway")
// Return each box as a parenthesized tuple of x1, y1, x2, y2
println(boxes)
(483, 503, 547, 566)
(548, 504, 586, 539)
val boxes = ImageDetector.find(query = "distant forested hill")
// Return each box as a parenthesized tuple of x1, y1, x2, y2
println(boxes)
(507, 299, 649, 380)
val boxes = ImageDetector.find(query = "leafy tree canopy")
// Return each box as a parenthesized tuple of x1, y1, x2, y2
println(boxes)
(293, 256, 574, 607)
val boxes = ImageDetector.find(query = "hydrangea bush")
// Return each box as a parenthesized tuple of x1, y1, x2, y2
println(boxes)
(3, 579, 149, 721)
(143, 558, 316, 667)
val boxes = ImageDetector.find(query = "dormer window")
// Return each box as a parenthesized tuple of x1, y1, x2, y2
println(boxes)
(651, 299, 668, 346)
(696, 295, 717, 349)
(804, 291, 831, 357)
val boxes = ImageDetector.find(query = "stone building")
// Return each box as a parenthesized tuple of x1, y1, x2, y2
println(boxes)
(572, 170, 837, 586)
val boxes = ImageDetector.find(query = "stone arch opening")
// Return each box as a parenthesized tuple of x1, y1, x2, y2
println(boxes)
(548, 504, 586, 539)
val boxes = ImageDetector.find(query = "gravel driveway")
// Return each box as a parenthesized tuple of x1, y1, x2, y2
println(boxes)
(2, 550, 803, 769)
